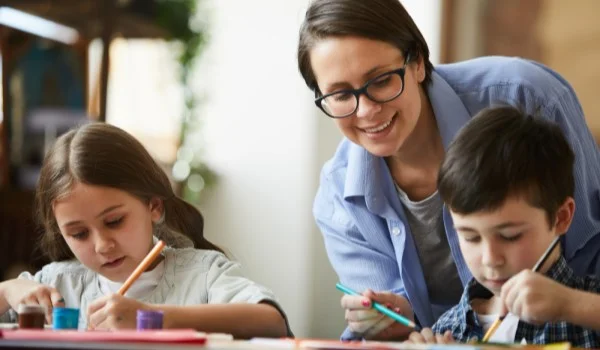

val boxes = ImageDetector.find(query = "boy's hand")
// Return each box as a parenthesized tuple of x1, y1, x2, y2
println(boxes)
(501, 269, 572, 324)
(87, 294, 150, 330)
(404, 328, 454, 344)
(3, 279, 65, 324)
(341, 289, 413, 340)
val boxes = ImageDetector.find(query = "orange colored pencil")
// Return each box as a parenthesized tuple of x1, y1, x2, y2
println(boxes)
(482, 316, 504, 342)
(117, 240, 166, 295)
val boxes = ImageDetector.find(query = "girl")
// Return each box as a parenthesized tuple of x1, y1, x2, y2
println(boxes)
(0, 123, 290, 339)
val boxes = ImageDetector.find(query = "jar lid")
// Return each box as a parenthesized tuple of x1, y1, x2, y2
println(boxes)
(52, 307, 79, 317)
(137, 310, 163, 319)
(17, 304, 46, 314)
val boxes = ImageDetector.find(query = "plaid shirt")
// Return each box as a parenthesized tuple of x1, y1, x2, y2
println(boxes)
(432, 256, 600, 347)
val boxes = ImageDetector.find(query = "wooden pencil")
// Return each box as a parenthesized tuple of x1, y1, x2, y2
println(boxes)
(117, 240, 166, 295)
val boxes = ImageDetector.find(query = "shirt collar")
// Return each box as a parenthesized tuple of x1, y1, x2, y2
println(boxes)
(453, 278, 491, 337)
(544, 255, 573, 283)
(344, 148, 398, 218)
(427, 70, 472, 151)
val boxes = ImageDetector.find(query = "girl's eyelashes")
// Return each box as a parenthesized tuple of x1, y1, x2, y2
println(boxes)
(462, 235, 481, 243)
(71, 230, 89, 240)
(106, 216, 124, 228)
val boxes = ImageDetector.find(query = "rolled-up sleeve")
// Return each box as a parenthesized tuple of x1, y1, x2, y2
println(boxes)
(205, 253, 293, 336)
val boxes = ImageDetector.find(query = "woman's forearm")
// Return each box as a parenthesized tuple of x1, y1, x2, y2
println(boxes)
(154, 302, 287, 339)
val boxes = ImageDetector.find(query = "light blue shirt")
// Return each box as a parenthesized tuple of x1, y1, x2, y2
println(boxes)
(313, 56, 600, 338)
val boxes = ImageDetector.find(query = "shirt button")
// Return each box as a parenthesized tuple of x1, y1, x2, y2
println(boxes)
(391, 227, 400, 236)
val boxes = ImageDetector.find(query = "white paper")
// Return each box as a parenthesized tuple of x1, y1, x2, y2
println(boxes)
(488, 313, 525, 344)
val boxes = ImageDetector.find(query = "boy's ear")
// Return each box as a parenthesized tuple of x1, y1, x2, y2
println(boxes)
(554, 197, 575, 235)
(149, 197, 164, 223)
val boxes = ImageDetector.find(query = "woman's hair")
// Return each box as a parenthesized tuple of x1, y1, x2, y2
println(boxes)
(297, 0, 434, 93)
(36, 122, 223, 261)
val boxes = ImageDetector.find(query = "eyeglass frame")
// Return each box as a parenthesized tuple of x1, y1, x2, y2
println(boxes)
(314, 53, 412, 119)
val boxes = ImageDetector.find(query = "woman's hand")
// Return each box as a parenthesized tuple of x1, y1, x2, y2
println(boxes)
(87, 294, 151, 330)
(404, 328, 454, 344)
(2, 279, 65, 324)
(341, 289, 414, 340)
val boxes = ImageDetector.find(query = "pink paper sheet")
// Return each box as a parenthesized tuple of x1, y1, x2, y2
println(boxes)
(0, 329, 207, 344)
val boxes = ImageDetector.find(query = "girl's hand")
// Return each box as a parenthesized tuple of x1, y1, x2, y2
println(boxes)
(3, 279, 65, 324)
(341, 289, 414, 340)
(87, 294, 151, 330)
(404, 328, 454, 344)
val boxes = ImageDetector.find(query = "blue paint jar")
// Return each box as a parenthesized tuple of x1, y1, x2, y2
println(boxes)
(136, 310, 163, 330)
(52, 307, 79, 330)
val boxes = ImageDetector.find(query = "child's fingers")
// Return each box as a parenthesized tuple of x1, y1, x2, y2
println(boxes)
(444, 330, 455, 342)
(87, 306, 108, 330)
(87, 296, 108, 316)
(32, 293, 54, 325)
(50, 291, 65, 307)
(87, 296, 110, 328)
(436, 331, 455, 344)
(407, 330, 427, 344)
(420, 328, 436, 343)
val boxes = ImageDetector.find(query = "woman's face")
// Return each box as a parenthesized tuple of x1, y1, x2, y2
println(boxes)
(310, 36, 426, 157)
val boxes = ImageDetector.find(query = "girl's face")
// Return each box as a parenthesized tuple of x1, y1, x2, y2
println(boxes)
(309, 36, 427, 157)
(53, 182, 162, 282)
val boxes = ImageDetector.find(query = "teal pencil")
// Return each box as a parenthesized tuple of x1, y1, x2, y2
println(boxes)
(335, 283, 419, 330)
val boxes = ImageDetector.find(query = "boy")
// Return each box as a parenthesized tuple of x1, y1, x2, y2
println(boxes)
(408, 106, 600, 346)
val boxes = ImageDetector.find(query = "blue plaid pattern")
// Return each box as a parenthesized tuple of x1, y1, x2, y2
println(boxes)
(432, 256, 600, 347)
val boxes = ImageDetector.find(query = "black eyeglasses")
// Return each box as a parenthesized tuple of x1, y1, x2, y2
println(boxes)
(314, 55, 410, 119)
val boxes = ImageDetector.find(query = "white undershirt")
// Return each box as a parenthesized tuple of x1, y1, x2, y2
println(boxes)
(477, 313, 498, 333)
(98, 260, 165, 299)
(478, 312, 524, 344)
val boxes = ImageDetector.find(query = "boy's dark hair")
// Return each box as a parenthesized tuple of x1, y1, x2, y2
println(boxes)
(438, 105, 575, 227)
(297, 0, 434, 93)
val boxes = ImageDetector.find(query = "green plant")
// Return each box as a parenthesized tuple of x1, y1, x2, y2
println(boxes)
(154, 0, 217, 204)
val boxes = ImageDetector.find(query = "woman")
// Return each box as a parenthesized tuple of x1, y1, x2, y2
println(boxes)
(298, 0, 600, 341)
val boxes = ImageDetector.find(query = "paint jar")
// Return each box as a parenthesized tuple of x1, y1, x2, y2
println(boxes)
(17, 304, 46, 329)
(136, 310, 163, 330)
(52, 307, 79, 330)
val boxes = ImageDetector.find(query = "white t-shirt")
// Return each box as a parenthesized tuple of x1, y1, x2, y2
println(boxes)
(4, 247, 288, 332)
(98, 260, 165, 299)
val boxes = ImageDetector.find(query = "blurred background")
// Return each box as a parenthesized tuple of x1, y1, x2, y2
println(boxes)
(0, 0, 598, 339)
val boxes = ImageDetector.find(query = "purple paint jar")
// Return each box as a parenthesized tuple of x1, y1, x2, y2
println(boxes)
(136, 310, 163, 330)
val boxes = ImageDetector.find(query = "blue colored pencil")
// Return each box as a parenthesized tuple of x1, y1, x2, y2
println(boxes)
(336, 283, 419, 330)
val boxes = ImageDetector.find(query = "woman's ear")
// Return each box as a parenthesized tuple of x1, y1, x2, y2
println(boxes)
(554, 197, 575, 235)
(409, 52, 425, 84)
(149, 197, 164, 224)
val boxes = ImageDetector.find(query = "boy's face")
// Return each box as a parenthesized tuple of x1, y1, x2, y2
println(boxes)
(451, 196, 574, 296)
